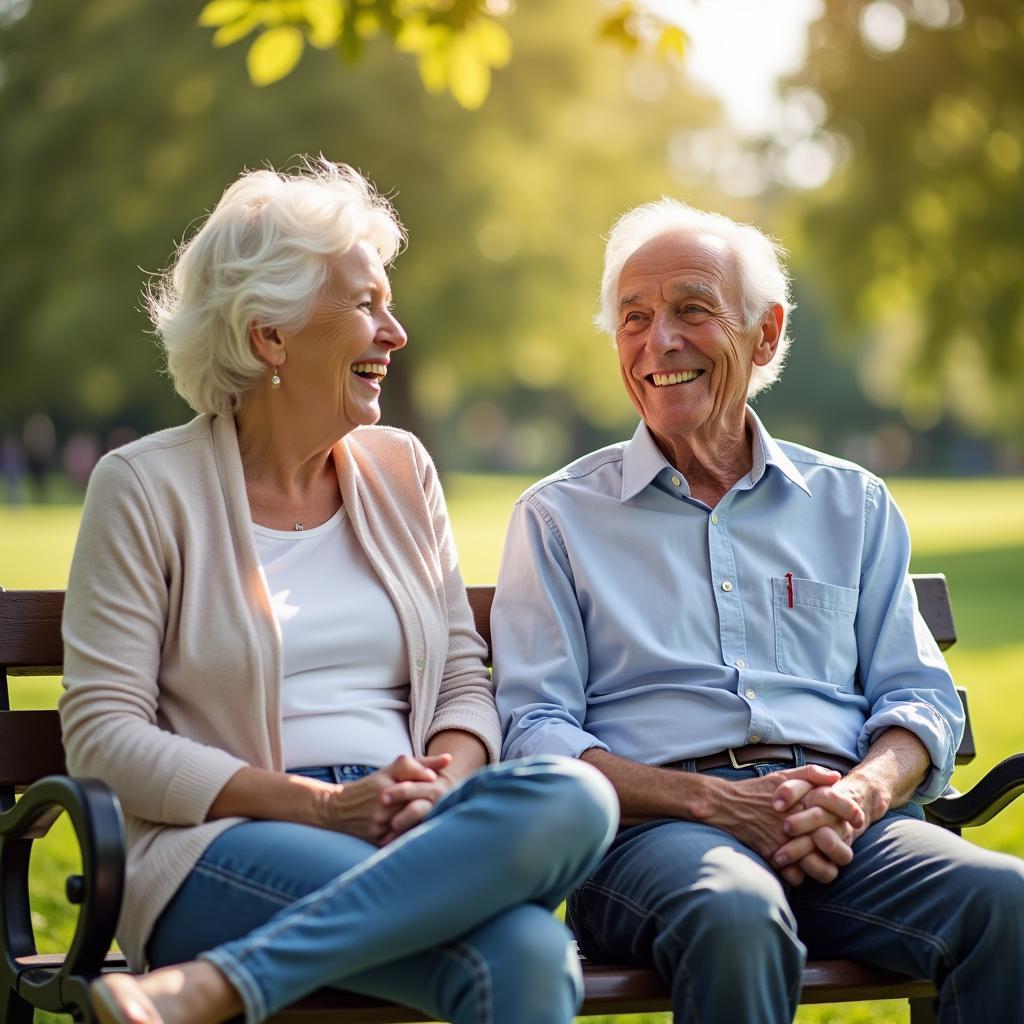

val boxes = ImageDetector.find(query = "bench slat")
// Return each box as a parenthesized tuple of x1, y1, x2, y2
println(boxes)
(17, 954, 934, 1018)
(0, 590, 65, 675)
(0, 710, 66, 786)
(0, 575, 956, 676)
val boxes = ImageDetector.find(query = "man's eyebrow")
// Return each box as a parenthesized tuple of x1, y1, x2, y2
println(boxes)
(669, 281, 717, 300)
(617, 292, 642, 314)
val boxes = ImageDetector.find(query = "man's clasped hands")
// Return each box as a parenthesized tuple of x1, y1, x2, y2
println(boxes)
(710, 764, 875, 887)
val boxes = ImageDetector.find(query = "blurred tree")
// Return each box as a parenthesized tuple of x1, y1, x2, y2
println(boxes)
(0, 0, 714, 467)
(790, 0, 1024, 438)
(196, 0, 686, 109)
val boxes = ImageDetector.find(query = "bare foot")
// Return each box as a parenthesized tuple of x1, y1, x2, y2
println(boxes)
(91, 962, 243, 1024)
(91, 974, 160, 1024)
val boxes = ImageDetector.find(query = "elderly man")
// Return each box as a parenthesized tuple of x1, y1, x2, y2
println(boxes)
(492, 200, 1024, 1022)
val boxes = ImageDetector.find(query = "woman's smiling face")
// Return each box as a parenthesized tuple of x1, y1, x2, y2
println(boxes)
(281, 240, 407, 436)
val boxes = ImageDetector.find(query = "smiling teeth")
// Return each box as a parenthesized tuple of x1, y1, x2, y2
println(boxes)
(652, 370, 701, 386)
(352, 362, 388, 379)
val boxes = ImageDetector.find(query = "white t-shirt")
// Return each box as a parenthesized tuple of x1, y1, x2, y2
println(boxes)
(252, 507, 414, 770)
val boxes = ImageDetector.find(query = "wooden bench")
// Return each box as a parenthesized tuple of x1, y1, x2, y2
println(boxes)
(2, 577, 1023, 1023)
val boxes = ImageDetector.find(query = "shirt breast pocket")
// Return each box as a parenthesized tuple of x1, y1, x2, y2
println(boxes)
(772, 577, 859, 688)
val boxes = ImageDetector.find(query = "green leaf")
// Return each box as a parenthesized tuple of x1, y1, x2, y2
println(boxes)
(354, 10, 381, 38)
(246, 26, 305, 85)
(467, 18, 511, 68)
(417, 45, 449, 93)
(448, 34, 490, 109)
(303, 0, 342, 48)
(212, 11, 262, 46)
(657, 24, 688, 59)
(197, 0, 253, 27)
(395, 17, 449, 55)
(598, 7, 639, 53)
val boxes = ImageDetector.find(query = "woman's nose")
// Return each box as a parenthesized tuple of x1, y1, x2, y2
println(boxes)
(380, 309, 408, 350)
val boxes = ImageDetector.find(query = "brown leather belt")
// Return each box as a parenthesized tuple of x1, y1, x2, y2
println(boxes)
(673, 744, 856, 775)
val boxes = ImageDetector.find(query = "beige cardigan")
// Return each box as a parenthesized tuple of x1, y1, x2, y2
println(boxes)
(60, 413, 500, 970)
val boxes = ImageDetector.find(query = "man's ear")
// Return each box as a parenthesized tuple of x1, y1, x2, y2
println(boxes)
(753, 304, 784, 367)
(249, 323, 285, 366)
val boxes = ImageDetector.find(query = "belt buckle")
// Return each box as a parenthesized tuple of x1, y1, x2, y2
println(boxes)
(727, 747, 757, 769)
(727, 745, 795, 769)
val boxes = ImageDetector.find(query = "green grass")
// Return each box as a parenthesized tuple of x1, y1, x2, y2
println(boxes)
(3, 475, 1024, 1024)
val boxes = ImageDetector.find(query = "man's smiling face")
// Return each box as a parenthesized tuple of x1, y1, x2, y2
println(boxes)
(615, 230, 776, 453)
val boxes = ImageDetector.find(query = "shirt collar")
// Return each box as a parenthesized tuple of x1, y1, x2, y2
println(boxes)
(620, 408, 811, 503)
(747, 407, 811, 495)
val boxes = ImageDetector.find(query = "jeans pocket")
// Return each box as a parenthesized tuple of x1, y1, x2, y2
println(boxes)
(772, 577, 859, 687)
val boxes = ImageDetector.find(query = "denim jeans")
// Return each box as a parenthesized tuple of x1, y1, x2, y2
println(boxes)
(566, 760, 1024, 1023)
(147, 755, 618, 1024)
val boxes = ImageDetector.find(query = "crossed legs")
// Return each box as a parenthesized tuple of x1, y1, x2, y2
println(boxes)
(95, 756, 618, 1024)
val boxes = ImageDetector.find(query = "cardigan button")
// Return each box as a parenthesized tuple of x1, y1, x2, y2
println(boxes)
(415, 656, 424, 669)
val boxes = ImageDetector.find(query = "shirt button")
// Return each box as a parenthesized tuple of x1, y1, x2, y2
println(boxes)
(750, 734, 762, 744)
(721, 580, 733, 592)
(671, 475, 681, 487)
(415, 656, 424, 669)
(711, 512, 719, 525)
(735, 658, 745, 669)
(745, 688, 756, 700)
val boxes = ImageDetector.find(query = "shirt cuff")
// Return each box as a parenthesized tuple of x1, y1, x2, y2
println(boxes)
(858, 703, 957, 802)
(163, 747, 250, 825)
(502, 721, 610, 762)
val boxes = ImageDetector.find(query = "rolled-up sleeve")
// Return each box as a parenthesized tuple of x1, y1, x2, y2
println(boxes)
(492, 496, 609, 761)
(855, 479, 964, 801)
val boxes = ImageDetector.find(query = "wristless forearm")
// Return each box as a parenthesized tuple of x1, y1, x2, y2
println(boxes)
(207, 765, 333, 827)
(581, 748, 713, 822)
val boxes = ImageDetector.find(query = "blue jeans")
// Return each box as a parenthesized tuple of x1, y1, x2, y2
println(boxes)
(566, 762, 1024, 1023)
(147, 756, 618, 1024)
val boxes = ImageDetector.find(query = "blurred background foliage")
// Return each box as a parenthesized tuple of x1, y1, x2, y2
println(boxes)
(1, 0, 1023, 486)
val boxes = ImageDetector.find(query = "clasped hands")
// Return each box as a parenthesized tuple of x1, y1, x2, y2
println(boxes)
(322, 753, 455, 846)
(717, 764, 874, 887)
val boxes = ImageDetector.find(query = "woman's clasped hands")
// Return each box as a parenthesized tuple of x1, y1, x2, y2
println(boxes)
(320, 753, 455, 846)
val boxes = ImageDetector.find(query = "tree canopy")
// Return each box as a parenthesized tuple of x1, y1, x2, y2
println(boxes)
(790, 0, 1024, 438)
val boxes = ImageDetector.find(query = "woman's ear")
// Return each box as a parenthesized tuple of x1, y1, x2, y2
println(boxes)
(249, 323, 285, 366)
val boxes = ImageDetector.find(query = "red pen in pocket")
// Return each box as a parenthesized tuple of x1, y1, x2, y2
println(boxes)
(785, 572, 794, 609)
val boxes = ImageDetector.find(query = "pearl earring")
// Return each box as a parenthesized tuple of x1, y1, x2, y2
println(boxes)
(270, 367, 281, 390)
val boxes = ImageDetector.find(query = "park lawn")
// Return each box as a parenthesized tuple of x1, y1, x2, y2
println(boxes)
(3, 475, 1023, 1024)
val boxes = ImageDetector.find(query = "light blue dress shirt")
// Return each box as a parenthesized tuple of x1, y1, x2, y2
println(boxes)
(492, 409, 964, 802)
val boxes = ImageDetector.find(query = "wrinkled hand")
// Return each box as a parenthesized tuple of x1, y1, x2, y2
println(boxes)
(770, 775, 869, 885)
(321, 754, 451, 845)
(707, 765, 855, 886)
(377, 754, 457, 844)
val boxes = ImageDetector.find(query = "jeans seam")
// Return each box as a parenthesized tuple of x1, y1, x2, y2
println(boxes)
(791, 901, 963, 1021)
(232, 799, 477, 967)
(442, 940, 492, 1024)
(193, 861, 296, 906)
(788, 900, 957, 970)
(578, 881, 700, 1023)
(199, 948, 267, 1024)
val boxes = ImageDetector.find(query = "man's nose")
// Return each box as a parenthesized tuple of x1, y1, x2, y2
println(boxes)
(648, 311, 683, 353)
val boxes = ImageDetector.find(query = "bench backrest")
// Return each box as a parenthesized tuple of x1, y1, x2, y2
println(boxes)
(0, 576, 965, 791)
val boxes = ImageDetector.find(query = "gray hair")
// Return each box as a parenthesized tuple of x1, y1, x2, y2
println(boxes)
(595, 198, 794, 398)
(147, 158, 406, 415)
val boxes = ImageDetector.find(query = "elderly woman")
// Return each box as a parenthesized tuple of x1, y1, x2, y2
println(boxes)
(59, 160, 617, 1024)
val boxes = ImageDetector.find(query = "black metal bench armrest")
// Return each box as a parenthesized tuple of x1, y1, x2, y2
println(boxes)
(0, 775, 124, 1019)
(925, 753, 1024, 830)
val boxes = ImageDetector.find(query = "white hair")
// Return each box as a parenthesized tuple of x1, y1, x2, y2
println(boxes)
(595, 198, 795, 398)
(147, 158, 406, 415)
